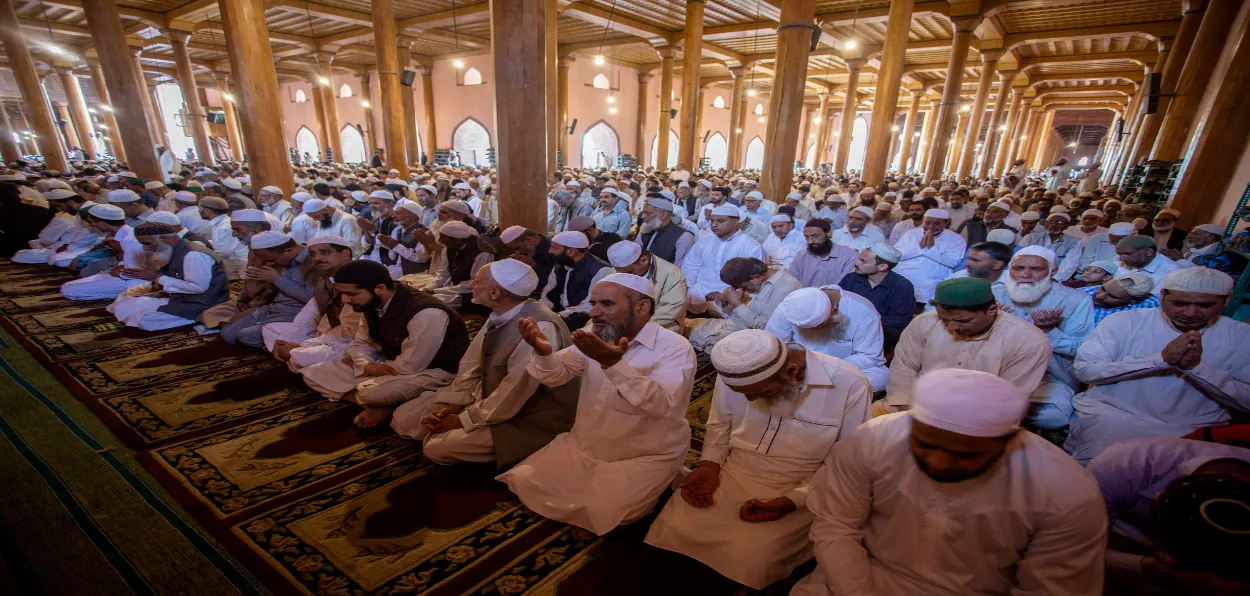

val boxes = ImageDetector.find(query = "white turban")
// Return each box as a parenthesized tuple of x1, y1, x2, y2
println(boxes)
(711, 329, 787, 387)
(500, 225, 528, 244)
(770, 214, 792, 224)
(779, 288, 832, 328)
(302, 199, 327, 213)
(291, 192, 311, 203)
(912, 368, 1028, 438)
(107, 189, 141, 203)
(1108, 222, 1137, 236)
(249, 230, 290, 249)
(607, 241, 643, 267)
(711, 204, 740, 217)
(261, 185, 283, 196)
(439, 221, 477, 238)
(1163, 267, 1234, 296)
(1012, 245, 1055, 269)
(551, 230, 589, 249)
(490, 258, 539, 296)
(924, 208, 950, 219)
(307, 234, 351, 248)
(852, 206, 874, 218)
(231, 209, 267, 223)
(595, 272, 656, 299)
(869, 242, 901, 263)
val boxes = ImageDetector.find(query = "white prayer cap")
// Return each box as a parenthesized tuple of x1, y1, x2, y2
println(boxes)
(647, 198, 675, 212)
(1081, 209, 1104, 219)
(172, 190, 197, 204)
(1193, 223, 1225, 235)
(307, 234, 351, 248)
(291, 192, 311, 203)
(369, 190, 394, 201)
(88, 203, 125, 220)
(45, 189, 78, 200)
(250, 230, 290, 249)
(912, 368, 1028, 438)
(500, 225, 528, 244)
(921, 186, 938, 193)
(745, 190, 765, 201)
(607, 240, 643, 267)
(302, 198, 328, 213)
(987, 200, 1012, 213)
(415, 184, 438, 195)
(551, 230, 589, 249)
(659, 189, 676, 200)
(1163, 267, 1234, 296)
(0, 174, 24, 181)
(1108, 222, 1137, 236)
(875, 202, 893, 211)
(222, 178, 243, 190)
(1042, 211, 1067, 221)
(441, 200, 472, 216)
(1013, 245, 1055, 268)
(453, 182, 472, 190)
(146, 211, 181, 226)
(566, 180, 581, 188)
(826, 194, 846, 203)
(398, 202, 423, 215)
(490, 258, 539, 296)
(595, 272, 656, 299)
(699, 179, 713, 189)
(1104, 198, 1122, 207)
(388, 168, 400, 175)
(852, 206, 874, 218)
(779, 288, 832, 328)
(711, 204, 740, 217)
(107, 189, 141, 203)
(143, 180, 164, 190)
(711, 329, 787, 387)
(924, 208, 949, 219)
(261, 185, 283, 196)
(195, 169, 213, 177)
(786, 191, 803, 202)
(439, 221, 477, 238)
(770, 214, 792, 224)
(868, 242, 901, 263)
(349, 190, 367, 202)
(987, 229, 1016, 245)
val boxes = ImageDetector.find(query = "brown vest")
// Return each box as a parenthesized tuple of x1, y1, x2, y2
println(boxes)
(364, 284, 470, 373)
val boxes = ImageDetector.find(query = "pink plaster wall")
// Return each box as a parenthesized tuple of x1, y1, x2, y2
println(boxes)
(279, 74, 373, 151)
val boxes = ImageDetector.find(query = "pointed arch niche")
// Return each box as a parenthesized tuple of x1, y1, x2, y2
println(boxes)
(592, 73, 610, 89)
(744, 136, 764, 170)
(463, 67, 483, 86)
(340, 125, 367, 163)
(581, 120, 620, 169)
(650, 130, 679, 169)
(848, 116, 869, 171)
(339, 83, 353, 98)
(295, 126, 320, 160)
(453, 117, 492, 166)
(704, 132, 728, 169)
(294, 88, 307, 103)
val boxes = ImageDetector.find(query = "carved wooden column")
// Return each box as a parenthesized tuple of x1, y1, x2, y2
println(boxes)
(862, 0, 914, 184)
(559, 57, 574, 165)
(397, 47, 419, 166)
(895, 90, 921, 174)
(80, 0, 160, 176)
(1124, 5, 1202, 166)
(490, 0, 548, 230)
(308, 75, 329, 155)
(1152, 0, 1239, 161)
(994, 87, 1023, 176)
(85, 60, 125, 161)
(979, 70, 1012, 177)
(214, 73, 244, 160)
(635, 71, 652, 162)
(0, 0, 67, 169)
(957, 52, 997, 178)
(317, 54, 343, 163)
(545, 0, 558, 172)
(167, 29, 214, 165)
(676, 0, 705, 168)
(921, 15, 977, 179)
(355, 72, 376, 153)
(0, 102, 20, 163)
(371, 0, 407, 175)
(915, 97, 935, 173)
(834, 59, 864, 174)
(947, 111, 968, 175)
(56, 69, 97, 159)
(655, 45, 677, 170)
(726, 67, 745, 169)
(761, 0, 816, 197)
(129, 49, 165, 150)
(417, 66, 436, 158)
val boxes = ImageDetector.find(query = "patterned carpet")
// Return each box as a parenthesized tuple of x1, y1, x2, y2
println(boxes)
(0, 259, 810, 595)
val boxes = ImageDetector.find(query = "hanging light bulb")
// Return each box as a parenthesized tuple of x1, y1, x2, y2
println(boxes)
(101, 105, 113, 112)
(609, 106, 617, 114)
(758, 116, 765, 123)
(453, 59, 465, 69)
(747, 89, 756, 97)
(607, 96, 616, 104)
(809, 132, 816, 137)
(223, 93, 235, 102)
(1019, 135, 1027, 140)
(360, 100, 370, 108)
(1069, 142, 1078, 148)
(594, 55, 605, 66)
(843, 39, 857, 51)
(317, 76, 330, 85)
(812, 117, 820, 124)
(999, 125, 1008, 131)
(959, 104, 970, 112)
(735, 128, 742, 133)
(833, 132, 840, 137)
(891, 125, 899, 132)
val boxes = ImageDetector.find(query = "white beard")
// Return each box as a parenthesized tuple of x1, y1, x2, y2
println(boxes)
(640, 219, 661, 234)
(149, 243, 175, 267)
(746, 381, 803, 418)
(1004, 274, 1052, 305)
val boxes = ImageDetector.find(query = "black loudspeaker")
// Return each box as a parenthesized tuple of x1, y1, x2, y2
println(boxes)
(1115, 118, 1125, 142)
(207, 111, 226, 124)
(1144, 72, 1162, 114)
(400, 69, 416, 86)
(669, 108, 678, 119)
(356, 124, 364, 135)
(701, 130, 710, 143)
(567, 118, 578, 135)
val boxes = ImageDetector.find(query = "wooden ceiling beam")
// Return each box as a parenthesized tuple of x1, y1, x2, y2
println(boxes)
(558, 36, 645, 56)
(397, 2, 489, 30)
(166, 0, 218, 22)
(1004, 20, 1180, 52)
(1017, 51, 1156, 73)
(562, 2, 676, 45)
(265, 0, 372, 27)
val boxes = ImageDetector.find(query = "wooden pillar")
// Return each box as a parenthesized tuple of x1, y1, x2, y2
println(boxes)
(53, 102, 80, 157)
(12, 104, 36, 156)
(921, 16, 977, 179)
(1169, 6, 1250, 228)
(148, 83, 173, 149)
(129, 50, 165, 151)
(0, 0, 67, 170)
(979, 70, 1011, 177)
(356, 71, 377, 153)
(994, 87, 1023, 176)
(1153, 0, 1239, 161)
(0, 102, 20, 163)
(373, 0, 407, 176)
(57, 69, 97, 160)
(862, 0, 914, 183)
(811, 91, 831, 168)
(490, 0, 547, 229)
(761, 0, 816, 196)
(655, 45, 677, 170)
(947, 111, 968, 175)
(1115, 68, 1151, 181)
(167, 29, 214, 165)
(86, 60, 125, 161)
(727, 67, 745, 169)
(397, 47, 419, 166)
(1125, 5, 1202, 166)
(798, 106, 812, 164)
(418, 67, 436, 157)
(635, 71, 652, 161)
(219, 0, 293, 195)
(676, 0, 705, 169)
(957, 53, 997, 178)
(545, 0, 558, 173)
(895, 90, 922, 174)
(214, 74, 244, 161)
(834, 60, 863, 174)
(308, 75, 330, 156)
(559, 58, 574, 164)
(317, 56, 343, 163)
(79, 0, 158, 176)
(916, 99, 935, 173)
(695, 86, 707, 163)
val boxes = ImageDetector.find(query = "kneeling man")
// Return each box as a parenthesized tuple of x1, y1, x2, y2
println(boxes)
(645, 329, 871, 589)
(107, 222, 230, 330)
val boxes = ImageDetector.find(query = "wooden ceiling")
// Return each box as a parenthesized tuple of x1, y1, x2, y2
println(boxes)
(3, 0, 1184, 139)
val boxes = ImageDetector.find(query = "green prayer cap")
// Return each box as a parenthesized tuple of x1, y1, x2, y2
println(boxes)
(1116, 234, 1155, 250)
(185, 183, 203, 191)
(125, 177, 143, 185)
(933, 277, 994, 307)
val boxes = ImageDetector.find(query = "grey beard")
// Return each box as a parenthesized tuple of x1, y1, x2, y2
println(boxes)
(640, 219, 661, 234)
(1004, 275, 1052, 304)
(747, 380, 804, 418)
(591, 312, 635, 344)
(150, 244, 175, 267)
(827, 312, 852, 336)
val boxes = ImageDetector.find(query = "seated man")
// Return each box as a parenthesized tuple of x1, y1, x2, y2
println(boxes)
(829, 206, 885, 252)
(1021, 211, 1082, 282)
(646, 329, 871, 590)
(787, 219, 860, 288)
(1078, 221, 1136, 272)
(396, 260, 579, 468)
(106, 222, 230, 330)
(688, 257, 802, 351)
(198, 196, 249, 279)
(606, 241, 686, 332)
(1116, 234, 1180, 296)
(1066, 268, 1250, 464)
(220, 231, 318, 347)
(766, 286, 888, 393)
(498, 273, 696, 537)
(762, 214, 806, 268)
(881, 277, 1050, 415)
(499, 225, 555, 299)
(297, 260, 471, 428)
(682, 205, 764, 314)
(59, 204, 156, 301)
(1081, 271, 1159, 325)
(541, 230, 611, 329)
(793, 369, 1106, 595)
(892, 208, 967, 305)
(569, 215, 622, 264)
(428, 221, 497, 308)
(634, 197, 695, 267)
(992, 246, 1094, 429)
(263, 234, 361, 369)
(838, 243, 914, 354)
(301, 198, 363, 257)
(12, 189, 89, 265)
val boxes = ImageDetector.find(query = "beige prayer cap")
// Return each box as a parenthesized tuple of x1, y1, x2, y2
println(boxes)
(711, 329, 788, 387)
(1107, 272, 1154, 299)
(912, 369, 1028, 438)
(1163, 267, 1235, 296)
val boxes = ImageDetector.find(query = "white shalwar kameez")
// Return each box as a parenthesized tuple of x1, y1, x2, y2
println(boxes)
(206, 214, 249, 278)
(176, 206, 212, 237)
(764, 287, 888, 392)
(107, 251, 216, 330)
(762, 229, 806, 268)
(792, 413, 1107, 596)
(61, 225, 148, 300)
(891, 228, 966, 303)
(12, 212, 77, 264)
(681, 230, 764, 314)
(46, 226, 102, 267)
(261, 297, 362, 369)
(497, 322, 696, 536)
(644, 351, 871, 589)
(288, 213, 317, 245)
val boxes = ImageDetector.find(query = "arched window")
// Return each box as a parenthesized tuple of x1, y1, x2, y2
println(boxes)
(592, 73, 610, 89)
(453, 118, 492, 166)
(340, 125, 366, 163)
(463, 68, 483, 86)
(581, 121, 620, 169)
(295, 88, 307, 103)
(848, 116, 869, 171)
(154, 83, 190, 158)
(805, 143, 817, 168)
(754, 103, 764, 115)
(704, 132, 728, 169)
(339, 83, 353, 98)
(744, 136, 764, 170)
(1077, 156, 1090, 167)
(295, 126, 320, 161)
(712, 95, 726, 109)
(650, 130, 679, 169)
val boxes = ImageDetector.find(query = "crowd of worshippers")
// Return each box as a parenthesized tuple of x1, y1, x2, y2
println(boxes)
(3, 154, 1249, 595)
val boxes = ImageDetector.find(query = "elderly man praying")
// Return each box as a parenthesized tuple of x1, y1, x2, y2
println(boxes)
(606, 241, 686, 332)
(1116, 234, 1179, 296)
(892, 208, 967, 305)
(687, 257, 802, 351)
(645, 329, 870, 590)
(106, 222, 231, 330)
(765, 287, 888, 392)
(682, 205, 764, 314)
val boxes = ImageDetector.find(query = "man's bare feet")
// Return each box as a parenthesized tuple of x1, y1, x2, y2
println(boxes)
(354, 406, 392, 428)
(569, 526, 596, 542)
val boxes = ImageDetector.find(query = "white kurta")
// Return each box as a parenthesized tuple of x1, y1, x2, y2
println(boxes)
(261, 296, 362, 368)
(497, 322, 696, 536)
(176, 206, 212, 237)
(891, 228, 966, 303)
(792, 413, 1107, 596)
(107, 251, 216, 330)
(764, 286, 888, 392)
(12, 213, 80, 264)
(289, 213, 317, 245)
(830, 226, 885, 253)
(645, 351, 871, 589)
(681, 231, 764, 312)
(762, 229, 807, 268)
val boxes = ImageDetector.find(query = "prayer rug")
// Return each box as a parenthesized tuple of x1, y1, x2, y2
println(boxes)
(22, 325, 207, 362)
(0, 291, 101, 314)
(57, 339, 276, 395)
(3, 304, 115, 335)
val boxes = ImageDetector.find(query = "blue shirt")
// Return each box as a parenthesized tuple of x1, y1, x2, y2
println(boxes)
(1079, 285, 1162, 326)
(838, 270, 916, 330)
